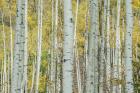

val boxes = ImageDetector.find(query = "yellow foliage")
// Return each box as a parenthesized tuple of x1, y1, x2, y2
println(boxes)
(0, 0, 4, 7)
(133, 0, 140, 8)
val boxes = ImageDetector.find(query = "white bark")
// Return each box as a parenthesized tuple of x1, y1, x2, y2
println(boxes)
(22, 0, 28, 92)
(83, 8, 89, 93)
(2, 13, 7, 93)
(113, 0, 121, 92)
(99, 0, 106, 92)
(0, 60, 3, 92)
(9, 9, 13, 93)
(50, 0, 55, 92)
(125, 0, 134, 93)
(54, 0, 58, 92)
(106, 0, 111, 92)
(63, 0, 74, 92)
(7, 55, 10, 93)
(11, 0, 28, 92)
(73, 0, 82, 93)
(86, 0, 99, 93)
(35, 0, 43, 93)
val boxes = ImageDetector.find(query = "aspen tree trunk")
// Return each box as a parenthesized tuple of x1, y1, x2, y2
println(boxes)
(63, 0, 74, 93)
(99, 0, 106, 92)
(9, 9, 13, 92)
(54, 0, 58, 92)
(35, 0, 43, 92)
(7, 55, 10, 93)
(92, 0, 99, 91)
(121, 18, 125, 93)
(2, 13, 7, 93)
(58, 1, 64, 92)
(83, 6, 89, 93)
(11, 0, 28, 92)
(56, 48, 62, 93)
(50, 0, 59, 92)
(73, 0, 82, 93)
(2, 60, 4, 93)
(23, 0, 28, 92)
(8, 1, 13, 93)
(83, 33, 88, 93)
(0, 61, 2, 92)
(30, 58, 36, 93)
(113, 0, 121, 92)
(86, 0, 99, 93)
(110, 7, 116, 93)
(50, 0, 55, 92)
(106, 0, 111, 92)
(125, 0, 134, 93)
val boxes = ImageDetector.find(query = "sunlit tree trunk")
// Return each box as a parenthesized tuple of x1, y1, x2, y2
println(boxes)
(121, 18, 125, 93)
(73, 0, 82, 93)
(54, 0, 58, 92)
(11, 0, 28, 92)
(99, 0, 106, 92)
(23, 0, 28, 92)
(113, 0, 121, 92)
(110, 7, 116, 93)
(9, 8, 13, 93)
(63, 0, 74, 92)
(1, 13, 7, 93)
(50, 0, 55, 92)
(125, 0, 134, 93)
(2, 60, 4, 93)
(106, 0, 111, 92)
(7, 55, 10, 93)
(35, 0, 43, 93)
(83, 5, 89, 93)
(0, 60, 3, 92)
(86, 0, 99, 93)
(50, 0, 59, 92)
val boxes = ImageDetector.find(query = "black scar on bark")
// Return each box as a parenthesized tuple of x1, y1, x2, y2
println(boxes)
(70, 18, 73, 23)
(64, 59, 70, 62)
(91, 82, 93, 84)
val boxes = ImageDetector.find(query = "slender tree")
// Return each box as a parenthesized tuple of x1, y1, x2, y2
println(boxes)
(54, 0, 58, 92)
(11, 0, 28, 92)
(83, 3, 89, 93)
(113, 0, 121, 92)
(106, 0, 111, 92)
(63, 0, 74, 93)
(86, 0, 99, 93)
(1, 12, 7, 93)
(99, 0, 106, 92)
(35, 0, 43, 93)
(73, 0, 82, 93)
(9, 5, 13, 92)
(23, 0, 28, 92)
(50, 0, 55, 92)
(125, 0, 134, 93)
